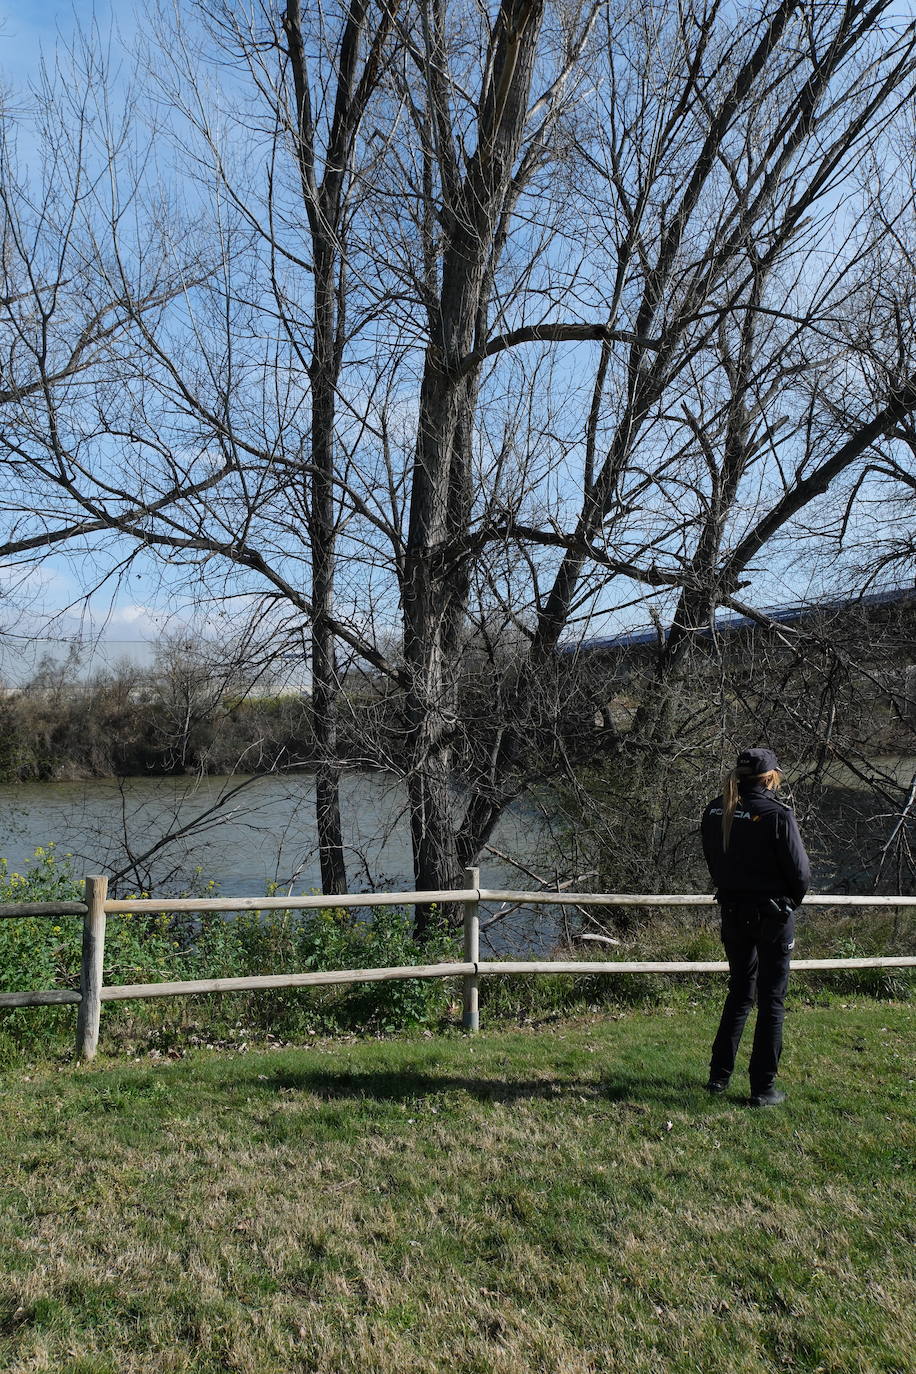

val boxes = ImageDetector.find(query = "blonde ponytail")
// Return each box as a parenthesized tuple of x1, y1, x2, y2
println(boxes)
(722, 767, 782, 850)
(722, 769, 740, 850)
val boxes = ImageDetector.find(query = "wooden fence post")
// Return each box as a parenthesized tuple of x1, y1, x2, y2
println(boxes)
(462, 866, 480, 1033)
(75, 875, 108, 1061)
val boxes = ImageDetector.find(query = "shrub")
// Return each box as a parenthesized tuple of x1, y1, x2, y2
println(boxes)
(0, 849, 462, 1058)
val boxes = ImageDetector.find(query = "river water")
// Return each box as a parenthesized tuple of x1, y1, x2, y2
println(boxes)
(0, 772, 554, 952)
(8, 761, 906, 952)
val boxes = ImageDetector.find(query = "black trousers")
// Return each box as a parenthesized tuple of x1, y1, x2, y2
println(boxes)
(709, 903, 796, 1094)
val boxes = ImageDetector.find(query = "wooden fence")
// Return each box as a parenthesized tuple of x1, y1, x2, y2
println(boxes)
(1, 867, 914, 1060)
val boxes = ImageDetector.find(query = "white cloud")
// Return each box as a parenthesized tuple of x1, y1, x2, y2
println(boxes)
(101, 603, 165, 635)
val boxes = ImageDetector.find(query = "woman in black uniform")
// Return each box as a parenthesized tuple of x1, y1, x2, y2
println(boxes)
(701, 747, 810, 1106)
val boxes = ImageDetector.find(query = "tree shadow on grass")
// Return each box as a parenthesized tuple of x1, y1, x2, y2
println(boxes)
(260, 1066, 600, 1104)
(250, 1065, 716, 1109)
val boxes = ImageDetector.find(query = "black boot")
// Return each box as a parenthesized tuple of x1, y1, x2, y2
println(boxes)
(749, 1086, 786, 1107)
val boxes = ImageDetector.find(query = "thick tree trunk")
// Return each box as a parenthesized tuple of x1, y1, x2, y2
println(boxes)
(403, 0, 546, 920)
(403, 363, 468, 929)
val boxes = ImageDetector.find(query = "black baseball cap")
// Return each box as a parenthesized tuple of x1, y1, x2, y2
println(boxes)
(736, 747, 782, 775)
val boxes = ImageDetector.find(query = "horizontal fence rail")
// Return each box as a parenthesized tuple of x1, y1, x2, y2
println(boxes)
(0, 869, 913, 1059)
(0, 901, 88, 919)
(98, 963, 477, 1003)
(98, 889, 481, 914)
(0, 989, 83, 1007)
(475, 957, 916, 975)
(5, 892, 916, 921)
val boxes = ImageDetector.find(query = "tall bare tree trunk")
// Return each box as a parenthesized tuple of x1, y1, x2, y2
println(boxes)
(403, 0, 546, 920)
(285, 0, 394, 892)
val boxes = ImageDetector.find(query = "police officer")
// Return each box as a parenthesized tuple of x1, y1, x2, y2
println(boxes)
(701, 747, 810, 1106)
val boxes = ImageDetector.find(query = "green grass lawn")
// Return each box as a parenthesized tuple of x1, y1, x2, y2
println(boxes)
(1, 1002, 913, 1373)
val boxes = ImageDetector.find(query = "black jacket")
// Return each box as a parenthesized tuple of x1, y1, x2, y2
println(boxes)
(701, 782, 810, 907)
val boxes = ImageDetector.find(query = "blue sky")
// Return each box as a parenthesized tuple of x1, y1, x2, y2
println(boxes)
(0, 4, 116, 84)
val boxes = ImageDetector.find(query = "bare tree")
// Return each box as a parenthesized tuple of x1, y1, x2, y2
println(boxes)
(278, 0, 398, 891)
(14, 0, 606, 913)
(4, 1, 916, 925)
(0, 49, 205, 573)
(447, 0, 916, 876)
